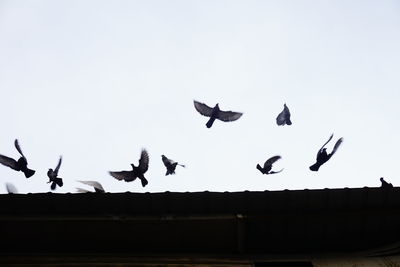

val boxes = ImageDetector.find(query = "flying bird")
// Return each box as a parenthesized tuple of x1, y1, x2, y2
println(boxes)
(193, 100, 243, 128)
(0, 139, 35, 178)
(276, 103, 292, 126)
(5, 183, 18, 194)
(76, 180, 105, 193)
(109, 149, 149, 187)
(309, 134, 343, 171)
(256, 155, 283, 175)
(47, 156, 63, 190)
(161, 155, 185, 176)
(380, 177, 393, 189)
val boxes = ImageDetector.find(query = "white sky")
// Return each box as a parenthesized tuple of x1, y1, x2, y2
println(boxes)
(0, 0, 399, 193)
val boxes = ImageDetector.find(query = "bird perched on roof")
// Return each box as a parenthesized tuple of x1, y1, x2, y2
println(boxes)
(161, 155, 185, 176)
(47, 156, 63, 190)
(276, 103, 292, 126)
(109, 149, 149, 187)
(309, 134, 343, 171)
(193, 100, 243, 128)
(256, 155, 283, 175)
(0, 139, 35, 178)
(380, 177, 393, 189)
(76, 180, 105, 193)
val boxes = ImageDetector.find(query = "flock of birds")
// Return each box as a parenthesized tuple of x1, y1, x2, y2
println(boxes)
(0, 100, 394, 193)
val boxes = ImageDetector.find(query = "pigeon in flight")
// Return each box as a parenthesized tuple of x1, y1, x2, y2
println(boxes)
(380, 177, 393, 189)
(47, 156, 63, 190)
(76, 180, 105, 193)
(5, 183, 18, 194)
(309, 134, 343, 171)
(257, 155, 283, 175)
(109, 149, 149, 187)
(276, 103, 292, 126)
(0, 139, 35, 178)
(161, 155, 185, 176)
(193, 100, 243, 128)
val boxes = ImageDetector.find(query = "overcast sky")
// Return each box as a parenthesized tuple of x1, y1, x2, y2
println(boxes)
(0, 0, 399, 193)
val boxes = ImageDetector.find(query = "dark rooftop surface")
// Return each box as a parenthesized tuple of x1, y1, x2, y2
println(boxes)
(0, 187, 399, 263)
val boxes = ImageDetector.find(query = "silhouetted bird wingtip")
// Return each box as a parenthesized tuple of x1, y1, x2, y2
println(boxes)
(77, 180, 105, 193)
(5, 183, 18, 194)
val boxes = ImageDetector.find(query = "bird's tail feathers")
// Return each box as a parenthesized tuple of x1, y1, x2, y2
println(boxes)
(50, 182, 57, 190)
(140, 177, 148, 187)
(55, 177, 63, 187)
(309, 163, 320, 171)
(24, 168, 35, 178)
(206, 118, 215, 128)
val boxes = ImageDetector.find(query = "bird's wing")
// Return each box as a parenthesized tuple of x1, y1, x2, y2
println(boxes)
(284, 104, 291, 116)
(264, 155, 281, 168)
(269, 168, 284, 174)
(54, 156, 62, 176)
(0, 155, 19, 170)
(76, 187, 92, 193)
(5, 183, 18, 194)
(138, 149, 149, 173)
(193, 100, 213, 117)
(14, 139, 26, 158)
(109, 171, 132, 181)
(317, 134, 334, 159)
(276, 109, 286, 125)
(330, 137, 343, 156)
(162, 155, 177, 166)
(217, 110, 243, 122)
(78, 180, 105, 192)
(162, 155, 172, 166)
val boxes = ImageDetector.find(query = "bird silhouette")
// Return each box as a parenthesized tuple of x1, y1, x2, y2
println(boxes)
(256, 155, 283, 174)
(380, 177, 393, 188)
(5, 183, 18, 194)
(161, 155, 185, 176)
(109, 149, 149, 187)
(309, 134, 343, 171)
(0, 139, 35, 178)
(76, 180, 105, 193)
(193, 100, 243, 128)
(47, 156, 63, 190)
(276, 103, 292, 126)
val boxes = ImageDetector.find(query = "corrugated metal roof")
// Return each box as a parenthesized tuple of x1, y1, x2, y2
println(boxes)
(0, 187, 399, 261)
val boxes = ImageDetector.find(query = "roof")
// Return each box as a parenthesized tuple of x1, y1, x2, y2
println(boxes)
(0, 187, 399, 264)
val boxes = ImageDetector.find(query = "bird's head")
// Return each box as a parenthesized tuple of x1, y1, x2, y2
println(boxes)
(130, 164, 136, 169)
(380, 177, 384, 182)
